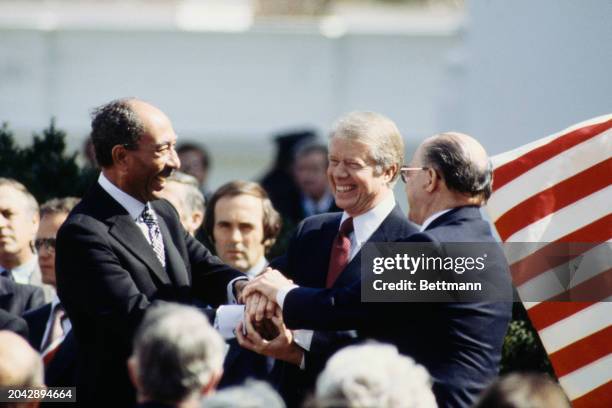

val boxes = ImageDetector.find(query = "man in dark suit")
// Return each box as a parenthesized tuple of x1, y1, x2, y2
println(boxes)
(292, 143, 340, 222)
(237, 112, 418, 405)
(55, 98, 247, 407)
(0, 276, 45, 315)
(244, 132, 513, 408)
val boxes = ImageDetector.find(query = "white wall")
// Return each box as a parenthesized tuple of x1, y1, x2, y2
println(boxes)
(461, 0, 612, 155)
(0, 25, 458, 194)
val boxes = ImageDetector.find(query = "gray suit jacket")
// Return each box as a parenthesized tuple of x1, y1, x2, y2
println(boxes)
(0, 276, 46, 315)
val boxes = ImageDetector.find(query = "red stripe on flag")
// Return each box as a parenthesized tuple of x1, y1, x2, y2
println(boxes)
(571, 381, 612, 408)
(544, 268, 612, 302)
(527, 302, 594, 331)
(495, 159, 612, 241)
(493, 118, 612, 191)
(549, 326, 612, 378)
(509, 215, 612, 287)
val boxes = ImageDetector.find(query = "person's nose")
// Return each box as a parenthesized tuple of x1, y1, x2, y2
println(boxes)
(168, 146, 181, 169)
(332, 162, 349, 179)
(229, 227, 242, 244)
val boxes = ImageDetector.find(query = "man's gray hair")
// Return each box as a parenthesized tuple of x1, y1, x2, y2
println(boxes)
(329, 112, 404, 185)
(132, 303, 224, 404)
(315, 343, 437, 408)
(201, 380, 286, 408)
(167, 171, 205, 215)
(0, 178, 39, 216)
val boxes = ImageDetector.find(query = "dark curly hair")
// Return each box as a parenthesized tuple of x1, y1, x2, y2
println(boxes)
(423, 136, 493, 201)
(90, 98, 144, 167)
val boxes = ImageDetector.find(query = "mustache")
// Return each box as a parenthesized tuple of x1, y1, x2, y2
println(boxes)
(158, 167, 175, 178)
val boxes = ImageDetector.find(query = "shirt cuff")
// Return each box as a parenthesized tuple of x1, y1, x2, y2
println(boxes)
(293, 329, 313, 352)
(276, 284, 299, 309)
(214, 305, 245, 339)
(226, 276, 250, 304)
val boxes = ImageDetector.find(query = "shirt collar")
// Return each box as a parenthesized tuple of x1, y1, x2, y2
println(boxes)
(340, 191, 396, 245)
(98, 172, 146, 221)
(51, 294, 62, 309)
(245, 257, 268, 279)
(0, 256, 38, 284)
(420, 209, 452, 232)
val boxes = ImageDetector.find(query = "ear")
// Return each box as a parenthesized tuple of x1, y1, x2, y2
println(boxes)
(202, 369, 223, 396)
(111, 145, 130, 170)
(191, 211, 204, 231)
(31, 212, 40, 237)
(383, 163, 398, 183)
(262, 237, 276, 252)
(425, 168, 440, 193)
(127, 356, 141, 390)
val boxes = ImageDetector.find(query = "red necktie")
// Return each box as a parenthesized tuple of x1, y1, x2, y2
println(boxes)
(326, 218, 354, 288)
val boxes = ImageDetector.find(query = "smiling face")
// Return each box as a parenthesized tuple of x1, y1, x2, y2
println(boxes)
(213, 194, 266, 273)
(327, 137, 394, 217)
(0, 186, 38, 266)
(120, 102, 181, 203)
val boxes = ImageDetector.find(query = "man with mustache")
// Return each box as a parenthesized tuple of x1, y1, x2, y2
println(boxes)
(55, 98, 247, 407)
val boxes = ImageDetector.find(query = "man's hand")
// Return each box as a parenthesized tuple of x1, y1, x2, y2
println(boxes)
(236, 309, 303, 366)
(233, 279, 248, 303)
(241, 268, 295, 303)
(244, 292, 277, 324)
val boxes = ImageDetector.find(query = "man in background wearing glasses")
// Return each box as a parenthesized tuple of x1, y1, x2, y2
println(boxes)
(24, 196, 80, 388)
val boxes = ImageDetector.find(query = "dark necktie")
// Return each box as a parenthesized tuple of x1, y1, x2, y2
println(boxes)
(140, 204, 166, 268)
(326, 217, 354, 288)
(0, 269, 14, 281)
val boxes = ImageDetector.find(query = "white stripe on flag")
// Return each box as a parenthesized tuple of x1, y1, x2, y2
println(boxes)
(490, 114, 612, 169)
(558, 355, 612, 399)
(538, 302, 612, 353)
(487, 131, 611, 221)
(505, 186, 612, 242)
(516, 244, 612, 301)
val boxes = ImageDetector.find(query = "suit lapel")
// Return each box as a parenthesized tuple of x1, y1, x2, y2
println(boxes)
(156, 215, 189, 287)
(108, 214, 171, 286)
(87, 183, 173, 286)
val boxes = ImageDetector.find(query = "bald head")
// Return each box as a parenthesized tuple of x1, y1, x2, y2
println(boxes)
(417, 132, 493, 202)
(0, 331, 44, 388)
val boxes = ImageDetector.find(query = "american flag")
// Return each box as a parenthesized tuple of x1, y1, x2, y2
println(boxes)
(485, 114, 612, 407)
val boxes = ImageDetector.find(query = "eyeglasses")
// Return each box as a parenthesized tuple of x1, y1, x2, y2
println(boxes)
(35, 238, 56, 252)
(399, 166, 429, 183)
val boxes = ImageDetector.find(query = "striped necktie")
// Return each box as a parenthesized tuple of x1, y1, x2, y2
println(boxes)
(140, 203, 166, 268)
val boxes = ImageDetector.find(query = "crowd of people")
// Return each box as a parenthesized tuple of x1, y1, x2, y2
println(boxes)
(0, 97, 570, 408)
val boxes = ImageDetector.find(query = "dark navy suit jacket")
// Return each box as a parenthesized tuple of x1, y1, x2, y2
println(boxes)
(282, 206, 512, 408)
(271, 204, 418, 404)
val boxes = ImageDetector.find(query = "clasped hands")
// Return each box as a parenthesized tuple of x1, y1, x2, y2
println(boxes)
(234, 268, 303, 365)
